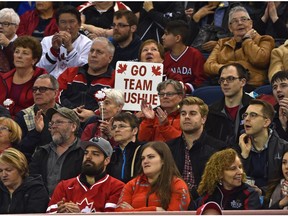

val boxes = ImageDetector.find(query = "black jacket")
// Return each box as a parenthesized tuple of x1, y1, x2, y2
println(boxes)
(111, 34, 142, 68)
(167, 131, 227, 199)
(137, 2, 186, 43)
(198, 184, 262, 210)
(240, 130, 288, 193)
(107, 140, 145, 183)
(29, 138, 84, 193)
(0, 174, 49, 213)
(205, 93, 253, 146)
(273, 104, 288, 141)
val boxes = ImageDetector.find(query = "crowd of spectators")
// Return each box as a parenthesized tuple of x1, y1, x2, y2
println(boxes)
(1, 1, 288, 214)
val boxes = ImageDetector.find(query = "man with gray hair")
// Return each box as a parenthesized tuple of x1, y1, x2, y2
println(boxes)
(15, 74, 60, 161)
(204, 5, 274, 91)
(29, 107, 85, 196)
(0, 8, 20, 72)
(57, 37, 115, 123)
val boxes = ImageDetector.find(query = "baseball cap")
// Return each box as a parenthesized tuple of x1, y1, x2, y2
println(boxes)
(46, 107, 80, 129)
(82, 137, 113, 157)
(196, 201, 222, 215)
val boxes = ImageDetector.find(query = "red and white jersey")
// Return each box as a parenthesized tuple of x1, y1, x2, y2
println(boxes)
(46, 174, 125, 213)
(164, 46, 206, 92)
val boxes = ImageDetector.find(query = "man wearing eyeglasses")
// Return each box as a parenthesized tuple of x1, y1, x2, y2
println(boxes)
(238, 99, 288, 197)
(37, 5, 92, 78)
(107, 112, 144, 183)
(205, 63, 253, 146)
(0, 8, 20, 73)
(29, 106, 85, 196)
(15, 74, 60, 161)
(110, 9, 142, 68)
(204, 5, 274, 92)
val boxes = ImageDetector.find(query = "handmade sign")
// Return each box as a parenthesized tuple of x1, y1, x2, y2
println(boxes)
(115, 61, 163, 111)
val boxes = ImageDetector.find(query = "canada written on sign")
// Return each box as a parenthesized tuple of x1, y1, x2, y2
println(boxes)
(124, 92, 158, 105)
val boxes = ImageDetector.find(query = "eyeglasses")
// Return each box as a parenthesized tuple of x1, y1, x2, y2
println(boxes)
(111, 23, 131, 29)
(242, 112, 267, 120)
(0, 22, 16, 27)
(158, 92, 179, 98)
(0, 126, 11, 132)
(218, 76, 241, 84)
(111, 124, 131, 131)
(49, 120, 73, 128)
(32, 86, 55, 93)
(230, 17, 251, 25)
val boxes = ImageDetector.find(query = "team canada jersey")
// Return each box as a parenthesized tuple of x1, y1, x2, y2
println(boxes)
(164, 46, 206, 92)
(46, 174, 124, 213)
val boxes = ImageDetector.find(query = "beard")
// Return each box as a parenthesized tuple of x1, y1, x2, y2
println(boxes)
(113, 31, 130, 43)
(82, 160, 105, 176)
(52, 131, 70, 145)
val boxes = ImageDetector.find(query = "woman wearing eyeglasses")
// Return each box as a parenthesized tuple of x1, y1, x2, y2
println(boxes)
(0, 148, 49, 213)
(81, 88, 124, 145)
(116, 141, 190, 212)
(0, 117, 22, 154)
(196, 148, 262, 210)
(0, 36, 47, 118)
(204, 5, 274, 92)
(138, 79, 184, 142)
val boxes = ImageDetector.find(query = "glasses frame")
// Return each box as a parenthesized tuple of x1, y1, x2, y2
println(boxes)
(242, 112, 267, 120)
(32, 86, 56, 93)
(218, 76, 242, 85)
(158, 92, 180, 98)
(0, 22, 17, 27)
(229, 17, 251, 25)
(49, 120, 73, 128)
(111, 23, 131, 29)
(0, 126, 11, 132)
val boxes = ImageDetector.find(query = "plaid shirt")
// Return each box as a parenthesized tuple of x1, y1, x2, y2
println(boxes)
(182, 135, 195, 190)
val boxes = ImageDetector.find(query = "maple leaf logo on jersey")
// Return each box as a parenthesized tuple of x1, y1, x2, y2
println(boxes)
(117, 64, 127, 74)
(151, 66, 162, 76)
(76, 198, 96, 213)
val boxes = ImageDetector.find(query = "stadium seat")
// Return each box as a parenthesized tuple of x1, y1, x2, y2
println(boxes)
(191, 86, 223, 105)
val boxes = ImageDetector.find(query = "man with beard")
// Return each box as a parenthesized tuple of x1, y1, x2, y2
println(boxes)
(167, 97, 227, 201)
(29, 107, 84, 196)
(110, 9, 142, 68)
(204, 63, 253, 146)
(46, 137, 125, 213)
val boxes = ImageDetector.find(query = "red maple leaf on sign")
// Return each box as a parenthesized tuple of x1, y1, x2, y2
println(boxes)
(151, 66, 162, 76)
(117, 64, 127, 74)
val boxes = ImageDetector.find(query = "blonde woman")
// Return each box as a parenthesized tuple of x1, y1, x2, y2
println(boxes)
(0, 117, 22, 153)
(197, 148, 262, 210)
(0, 148, 49, 213)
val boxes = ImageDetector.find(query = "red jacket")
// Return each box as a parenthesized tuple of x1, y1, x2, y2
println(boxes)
(17, 9, 58, 37)
(0, 67, 47, 118)
(138, 110, 181, 142)
(47, 174, 125, 213)
(116, 174, 190, 211)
